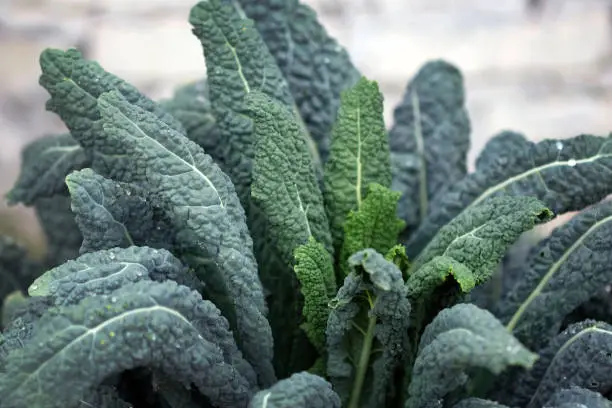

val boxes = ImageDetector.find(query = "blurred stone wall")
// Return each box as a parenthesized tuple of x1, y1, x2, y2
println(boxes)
(1, 0, 611, 249)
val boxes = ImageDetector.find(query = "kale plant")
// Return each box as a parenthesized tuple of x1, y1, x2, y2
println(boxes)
(1, 0, 612, 407)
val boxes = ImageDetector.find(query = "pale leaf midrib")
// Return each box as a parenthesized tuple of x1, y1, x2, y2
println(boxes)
(506, 213, 612, 331)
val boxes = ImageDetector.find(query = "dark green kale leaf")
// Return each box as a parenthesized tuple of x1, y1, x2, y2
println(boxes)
(5, 133, 89, 206)
(248, 372, 341, 408)
(66, 168, 176, 254)
(494, 199, 612, 351)
(228, 0, 361, 163)
(406, 133, 612, 258)
(327, 249, 410, 408)
(406, 304, 537, 408)
(159, 79, 222, 166)
(0, 280, 256, 408)
(495, 320, 612, 408)
(389, 60, 471, 236)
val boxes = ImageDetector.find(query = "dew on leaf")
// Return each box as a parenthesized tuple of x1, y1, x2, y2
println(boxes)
(568, 159, 577, 167)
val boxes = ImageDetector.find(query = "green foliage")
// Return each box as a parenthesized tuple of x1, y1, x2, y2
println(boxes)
(1, 0, 612, 407)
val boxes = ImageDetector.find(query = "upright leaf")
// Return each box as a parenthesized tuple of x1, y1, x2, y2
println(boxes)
(494, 199, 612, 350)
(189, 0, 311, 205)
(406, 304, 537, 408)
(327, 249, 410, 408)
(246, 91, 332, 263)
(389, 60, 471, 235)
(407, 133, 612, 257)
(90, 90, 275, 386)
(230, 0, 361, 162)
(340, 183, 405, 275)
(324, 77, 392, 252)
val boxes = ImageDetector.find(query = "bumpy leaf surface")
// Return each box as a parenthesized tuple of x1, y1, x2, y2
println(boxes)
(189, 0, 302, 205)
(475, 131, 527, 171)
(293, 237, 335, 352)
(159, 79, 222, 164)
(0, 281, 256, 408)
(495, 199, 612, 350)
(324, 77, 392, 250)
(92, 90, 274, 386)
(28, 246, 199, 307)
(38, 48, 184, 180)
(410, 196, 553, 285)
(248, 371, 342, 408)
(407, 133, 612, 257)
(327, 249, 410, 408)
(66, 168, 175, 254)
(406, 304, 537, 408)
(230, 0, 361, 162)
(6, 133, 89, 206)
(498, 320, 612, 408)
(246, 91, 332, 263)
(389, 60, 471, 234)
(340, 183, 405, 275)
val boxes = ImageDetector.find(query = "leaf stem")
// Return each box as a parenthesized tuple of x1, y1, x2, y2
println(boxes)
(348, 312, 377, 408)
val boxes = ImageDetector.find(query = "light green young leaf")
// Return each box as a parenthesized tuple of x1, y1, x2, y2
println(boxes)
(495, 199, 612, 351)
(293, 237, 336, 353)
(324, 77, 391, 250)
(90, 89, 274, 387)
(410, 195, 553, 285)
(389, 60, 471, 234)
(248, 372, 342, 408)
(246, 91, 332, 264)
(0, 280, 256, 408)
(407, 133, 612, 258)
(406, 304, 537, 408)
(340, 183, 405, 276)
(327, 249, 410, 408)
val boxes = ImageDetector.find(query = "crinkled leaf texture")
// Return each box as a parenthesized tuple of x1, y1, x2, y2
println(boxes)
(5, 133, 89, 206)
(544, 387, 612, 408)
(248, 372, 341, 408)
(410, 195, 553, 285)
(94, 89, 274, 386)
(28, 246, 201, 307)
(495, 199, 612, 351)
(229, 0, 361, 163)
(340, 183, 405, 275)
(38, 47, 275, 387)
(189, 0, 299, 206)
(159, 79, 222, 166)
(495, 320, 612, 408)
(66, 168, 175, 254)
(323, 77, 392, 252)
(0, 280, 256, 408)
(247, 91, 332, 263)
(406, 303, 537, 408)
(327, 249, 410, 408)
(407, 133, 612, 258)
(389, 60, 471, 235)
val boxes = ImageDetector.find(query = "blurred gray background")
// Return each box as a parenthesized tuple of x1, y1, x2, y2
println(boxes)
(1, 0, 611, 252)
